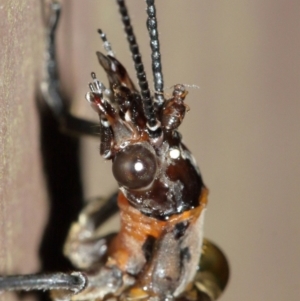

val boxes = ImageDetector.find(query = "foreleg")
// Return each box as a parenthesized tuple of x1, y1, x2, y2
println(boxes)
(41, 1, 98, 137)
(64, 193, 119, 269)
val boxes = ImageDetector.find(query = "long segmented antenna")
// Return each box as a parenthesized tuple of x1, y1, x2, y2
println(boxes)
(98, 29, 114, 57)
(116, 0, 161, 137)
(146, 0, 164, 106)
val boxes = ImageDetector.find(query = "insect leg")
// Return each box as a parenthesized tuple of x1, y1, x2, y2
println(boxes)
(62, 194, 137, 301)
(82, 192, 119, 230)
(64, 193, 119, 269)
(0, 272, 86, 297)
(41, 1, 98, 137)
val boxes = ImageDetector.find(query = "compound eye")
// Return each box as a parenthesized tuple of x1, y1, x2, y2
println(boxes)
(112, 144, 157, 190)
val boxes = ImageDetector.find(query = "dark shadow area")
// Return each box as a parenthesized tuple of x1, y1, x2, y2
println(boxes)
(36, 103, 84, 301)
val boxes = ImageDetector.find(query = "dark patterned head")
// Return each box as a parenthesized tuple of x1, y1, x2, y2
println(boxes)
(86, 0, 204, 219)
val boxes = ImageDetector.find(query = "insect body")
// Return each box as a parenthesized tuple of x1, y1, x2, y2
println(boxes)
(0, 1, 229, 301)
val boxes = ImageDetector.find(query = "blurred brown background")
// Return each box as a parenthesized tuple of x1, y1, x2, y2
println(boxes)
(1, 1, 300, 301)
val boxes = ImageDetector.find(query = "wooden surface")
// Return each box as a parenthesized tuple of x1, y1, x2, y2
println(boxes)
(0, 1, 48, 300)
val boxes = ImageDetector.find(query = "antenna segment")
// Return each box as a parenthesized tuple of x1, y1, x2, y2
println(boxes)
(145, 0, 164, 106)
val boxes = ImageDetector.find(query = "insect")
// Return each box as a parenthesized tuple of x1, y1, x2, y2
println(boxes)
(0, 1, 229, 301)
